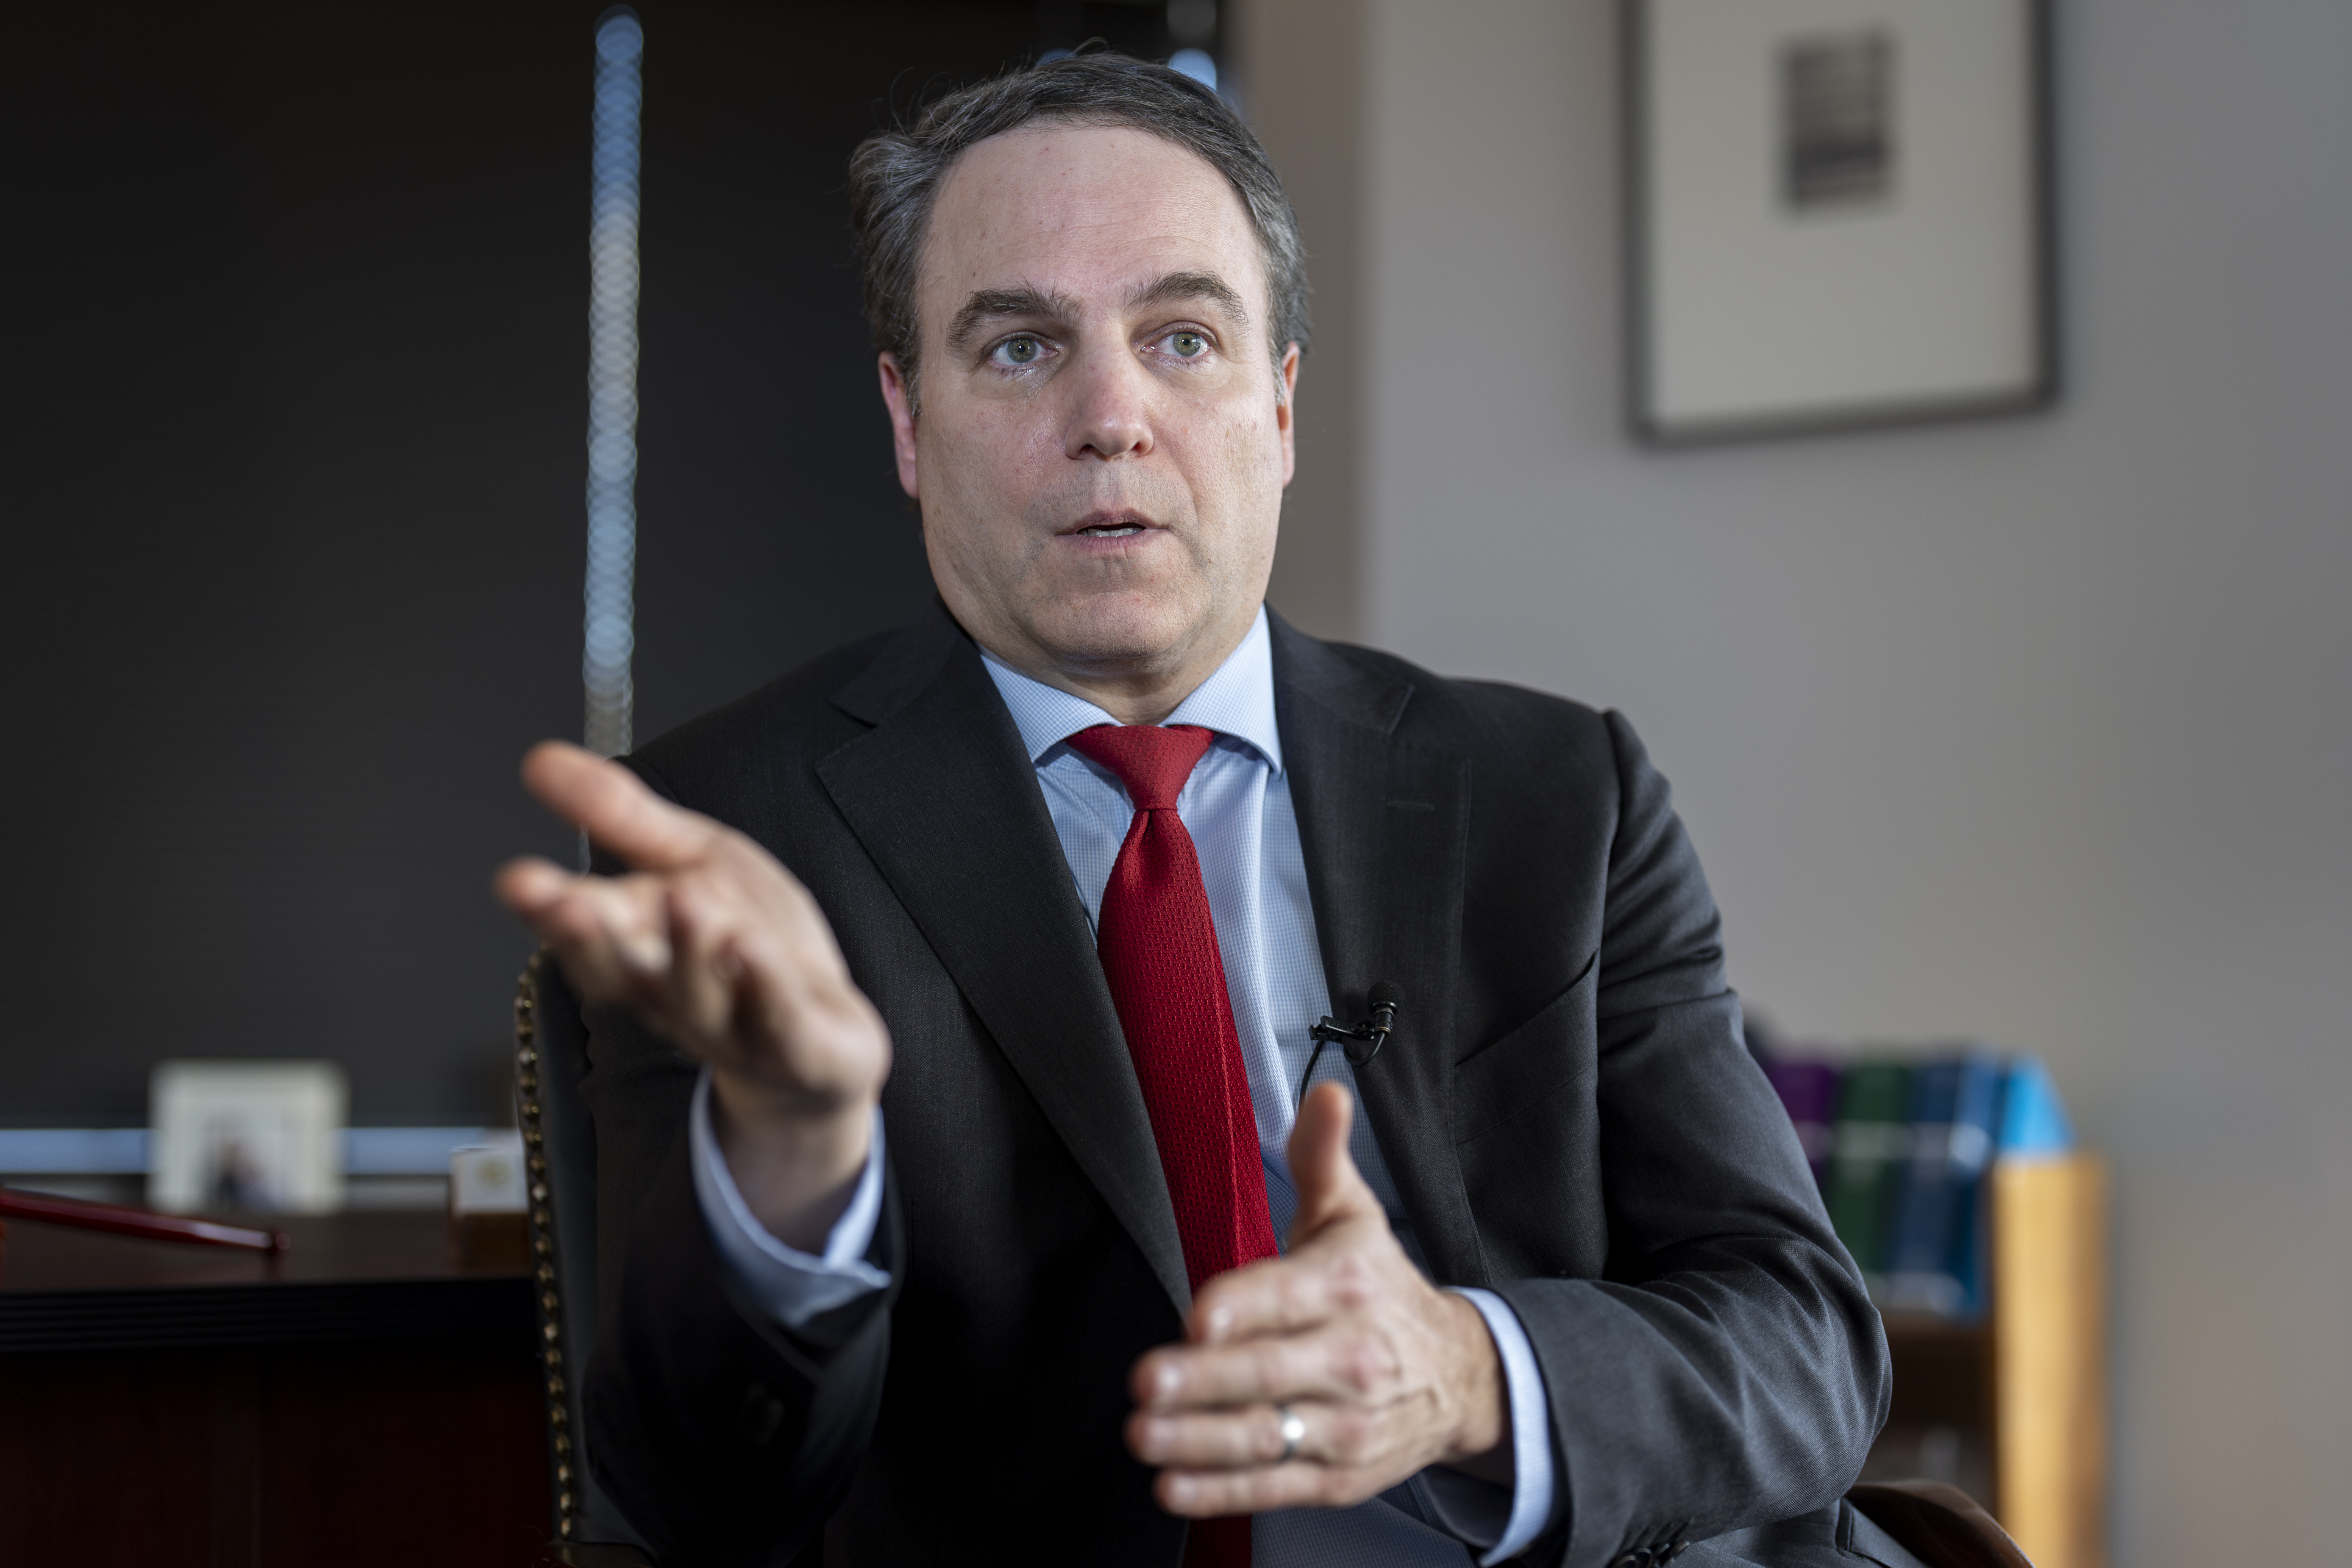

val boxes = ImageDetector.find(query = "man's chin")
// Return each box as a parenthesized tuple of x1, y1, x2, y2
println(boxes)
(1020, 595, 1211, 673)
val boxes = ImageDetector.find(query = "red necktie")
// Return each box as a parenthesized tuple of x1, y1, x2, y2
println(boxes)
(1064, 723, 1276, 1568)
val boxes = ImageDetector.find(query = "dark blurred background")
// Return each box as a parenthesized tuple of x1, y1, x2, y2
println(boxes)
(2, 0, 1215, 1129)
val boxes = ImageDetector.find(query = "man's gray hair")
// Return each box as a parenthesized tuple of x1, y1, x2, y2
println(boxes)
(848, 53, 1310, 408)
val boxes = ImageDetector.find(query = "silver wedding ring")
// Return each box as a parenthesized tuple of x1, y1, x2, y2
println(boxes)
(1274, 1404, 1307, 1465)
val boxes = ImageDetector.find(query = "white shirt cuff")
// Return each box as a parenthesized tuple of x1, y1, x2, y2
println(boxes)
(688, 1066, 891, 1327)
(1421, 1286, 1557, 1564)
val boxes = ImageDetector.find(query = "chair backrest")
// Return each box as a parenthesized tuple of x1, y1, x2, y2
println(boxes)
(516, 951, 650, 1555)
(1847, 1480, 2034, 1568)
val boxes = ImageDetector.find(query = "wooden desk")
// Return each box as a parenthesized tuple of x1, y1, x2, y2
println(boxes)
(0, 1209, 549, 1566)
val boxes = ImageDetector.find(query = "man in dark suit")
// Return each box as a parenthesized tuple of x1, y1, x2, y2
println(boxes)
(499, 55, 1907, 1568)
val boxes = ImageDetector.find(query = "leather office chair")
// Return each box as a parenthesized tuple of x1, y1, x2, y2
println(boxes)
(516, 953, 656, 1568)
(513, 951, 2032, 1568)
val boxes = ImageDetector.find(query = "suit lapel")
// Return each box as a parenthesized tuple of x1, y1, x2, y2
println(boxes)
(1271, 616, 1486, 1287)
(816, 608, 1190, 1312)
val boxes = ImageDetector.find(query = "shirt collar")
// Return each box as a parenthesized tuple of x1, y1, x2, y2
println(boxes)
(978, 605, 1283, 773)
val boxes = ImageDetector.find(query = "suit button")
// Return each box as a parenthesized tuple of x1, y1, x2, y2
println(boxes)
(1610, 1553, 1652, 1568)
(735, 1381, 787, 1445)
(1665, 1541, 1690, 1560)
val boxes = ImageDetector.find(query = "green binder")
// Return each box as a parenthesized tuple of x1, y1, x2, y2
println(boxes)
(1824, 1059, 1913, 1276)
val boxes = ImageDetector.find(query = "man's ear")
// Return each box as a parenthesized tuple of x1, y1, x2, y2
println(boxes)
(1276, 342, 1301, 489)
(878, 353, 920, 500)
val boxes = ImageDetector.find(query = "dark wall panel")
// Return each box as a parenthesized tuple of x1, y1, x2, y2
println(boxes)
(3, 1, 1200, 1125)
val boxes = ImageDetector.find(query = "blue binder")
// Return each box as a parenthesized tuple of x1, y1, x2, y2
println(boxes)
(1881, 1051, 2004, 1317)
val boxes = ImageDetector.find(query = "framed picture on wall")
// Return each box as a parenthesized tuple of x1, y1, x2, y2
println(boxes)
(1623, 0, 2056, 444)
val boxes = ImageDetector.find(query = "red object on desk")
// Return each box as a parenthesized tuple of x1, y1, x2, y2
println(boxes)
(0, 1185, 289, 1253)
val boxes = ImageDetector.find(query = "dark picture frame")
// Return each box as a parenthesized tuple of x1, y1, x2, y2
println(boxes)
(1623, 0, 2059, 446)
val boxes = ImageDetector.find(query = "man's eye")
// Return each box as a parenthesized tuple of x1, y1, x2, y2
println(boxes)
(1168, 331, 1208, 359)
(996, 336, 1043, 366)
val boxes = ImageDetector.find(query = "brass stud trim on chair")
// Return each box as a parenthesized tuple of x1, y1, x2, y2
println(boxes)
(517, 951, 581, 1545)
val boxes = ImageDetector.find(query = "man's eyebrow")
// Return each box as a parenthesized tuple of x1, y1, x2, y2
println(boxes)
(1126, 270, 1251, 324)
(945, 287, 1076, 355)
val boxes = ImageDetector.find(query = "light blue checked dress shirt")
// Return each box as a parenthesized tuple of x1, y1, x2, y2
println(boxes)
(688, 607, 1557, 1564)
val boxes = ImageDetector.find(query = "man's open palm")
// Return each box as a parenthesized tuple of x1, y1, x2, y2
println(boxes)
(1126, 1084, 1510, 1515)
(495, 741, 890, 1248)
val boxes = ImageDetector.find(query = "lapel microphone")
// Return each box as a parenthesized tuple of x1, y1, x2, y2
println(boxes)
(1299, 982, 1405, 1104)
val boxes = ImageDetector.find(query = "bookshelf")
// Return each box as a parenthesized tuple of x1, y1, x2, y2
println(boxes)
(1874, 1152, 2108, 1568)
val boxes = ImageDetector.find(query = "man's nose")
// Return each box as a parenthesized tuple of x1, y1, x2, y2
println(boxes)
(1064, 343, 1156, 462)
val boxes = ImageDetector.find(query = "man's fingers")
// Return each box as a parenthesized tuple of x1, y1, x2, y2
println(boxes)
(500, 863, 675, 1005)
(662, 879, 757, 1048)
(1164, 1255, 1350, 1368)
(1284, 1083, 1380, 1243)
(1127, 1086, 1498, 1517)
(493, 856, 574, 916)
(1129, 1399, 1385, 1472)
(1153, 1454, 1386, 1517)
(1130, 1403, 1290, 1471)
(1156, 1087, 1383, 1354)
(1136, 1393, 1390, 1512)
(520, 740, 717, 870)
(1135, 1320, 1393, 1411)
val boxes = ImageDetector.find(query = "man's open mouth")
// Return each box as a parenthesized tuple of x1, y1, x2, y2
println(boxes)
(1064, 510, 1157, 541)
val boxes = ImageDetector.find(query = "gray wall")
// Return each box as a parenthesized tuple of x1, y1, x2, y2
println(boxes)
(1248, 0, 2352, 1560)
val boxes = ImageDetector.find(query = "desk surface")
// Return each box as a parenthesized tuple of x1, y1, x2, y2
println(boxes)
(0, 1209, 532, 1352)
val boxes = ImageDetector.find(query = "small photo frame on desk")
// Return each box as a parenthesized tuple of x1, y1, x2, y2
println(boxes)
(150, 1059, 348, 1214)
(1623, 0, 2057, 444)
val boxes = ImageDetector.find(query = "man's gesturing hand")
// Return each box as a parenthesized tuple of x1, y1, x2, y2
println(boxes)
(1126, 1084, 1510, 1516)
(494, 741, 890, 1250)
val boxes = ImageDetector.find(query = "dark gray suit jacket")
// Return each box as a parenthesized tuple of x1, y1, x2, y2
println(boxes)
(577, 604, 1888, 1568)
